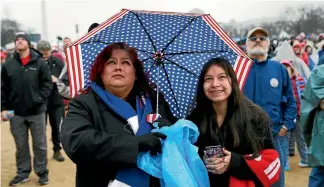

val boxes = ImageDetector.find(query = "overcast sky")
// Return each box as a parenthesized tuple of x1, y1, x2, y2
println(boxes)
(1, 0, 324, 43)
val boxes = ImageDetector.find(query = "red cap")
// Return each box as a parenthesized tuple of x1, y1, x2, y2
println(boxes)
(281, 60, 293, 68)
(293, 43, 302, 49)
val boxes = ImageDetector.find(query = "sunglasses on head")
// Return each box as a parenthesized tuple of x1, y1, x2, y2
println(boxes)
(249, 36, 268, 41)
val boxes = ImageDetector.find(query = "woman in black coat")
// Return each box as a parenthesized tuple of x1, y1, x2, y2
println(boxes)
(61, 42, 176, 187)
(187, 58, 279, 187)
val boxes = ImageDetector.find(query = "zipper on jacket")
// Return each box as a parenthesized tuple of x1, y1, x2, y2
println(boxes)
(253, 66, 256, 102)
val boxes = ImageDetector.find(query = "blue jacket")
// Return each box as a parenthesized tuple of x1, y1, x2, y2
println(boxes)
(318, 50, 324, 58)
(243, 59, 296, 134)
(318, 55, 324, 66)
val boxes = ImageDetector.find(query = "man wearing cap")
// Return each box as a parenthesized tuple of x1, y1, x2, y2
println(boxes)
(243, 27, 297, 187)
(1, 32, 52, 185)
(37, 40, 66, 162)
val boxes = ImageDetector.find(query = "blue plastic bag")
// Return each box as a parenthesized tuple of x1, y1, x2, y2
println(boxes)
(137, 119, 210, 187)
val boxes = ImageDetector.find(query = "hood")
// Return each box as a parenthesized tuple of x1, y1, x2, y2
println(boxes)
(274, 41, 297, 62)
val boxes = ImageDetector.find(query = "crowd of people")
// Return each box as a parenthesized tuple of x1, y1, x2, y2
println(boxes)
(1, 32, 70, 186)
(1, 23, 324, 187)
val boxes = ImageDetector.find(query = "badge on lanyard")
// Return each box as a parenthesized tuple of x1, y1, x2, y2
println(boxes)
(270, 78, 279, 88)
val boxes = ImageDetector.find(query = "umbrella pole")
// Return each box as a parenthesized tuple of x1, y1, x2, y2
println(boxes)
(156, 67, 159, 115)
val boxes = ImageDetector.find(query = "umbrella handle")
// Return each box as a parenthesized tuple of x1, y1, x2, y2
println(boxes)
(156, 68, 159, 115)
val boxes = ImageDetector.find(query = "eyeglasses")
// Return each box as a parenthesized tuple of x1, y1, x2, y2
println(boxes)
(249, 36, 268, 42)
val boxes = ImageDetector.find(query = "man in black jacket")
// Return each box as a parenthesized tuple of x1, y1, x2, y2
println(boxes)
(1, 32, 53, 186)
(37, 40, 65, 162)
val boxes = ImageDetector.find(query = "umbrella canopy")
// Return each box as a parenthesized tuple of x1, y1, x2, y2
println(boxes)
(66, 9, 252, 118)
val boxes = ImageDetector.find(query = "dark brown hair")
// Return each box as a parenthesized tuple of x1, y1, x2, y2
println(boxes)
(188, 58, 271, 157)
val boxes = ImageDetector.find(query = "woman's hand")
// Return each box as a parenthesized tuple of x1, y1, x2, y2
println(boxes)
(204, 149, 231, 175)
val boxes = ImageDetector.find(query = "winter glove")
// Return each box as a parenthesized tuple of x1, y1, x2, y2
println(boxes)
(154, 118, 173, 128)
(137, 132, 166, 156)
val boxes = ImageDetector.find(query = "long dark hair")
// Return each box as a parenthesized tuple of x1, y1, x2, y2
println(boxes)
(188, 58, 271, 157)
(89, 42, 155, 97)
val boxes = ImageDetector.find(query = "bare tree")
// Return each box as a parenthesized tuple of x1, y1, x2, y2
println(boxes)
(222, 4, 324, 39)
(1, 19, 21, 47)
(282, 5, 324, 35)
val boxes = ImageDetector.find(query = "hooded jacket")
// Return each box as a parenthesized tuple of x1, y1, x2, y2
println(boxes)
(301, 64, 324, 167)
(272, 41, 311, 78)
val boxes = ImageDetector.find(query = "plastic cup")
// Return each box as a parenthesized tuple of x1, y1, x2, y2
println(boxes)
(205, 145, 224, 158)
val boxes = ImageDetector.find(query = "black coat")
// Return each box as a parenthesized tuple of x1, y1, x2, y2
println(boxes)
(61, 90, 177, 187)
(46, 56, 65, 107)
(1, 50, 53, 116)
(187, 99, 275, 187)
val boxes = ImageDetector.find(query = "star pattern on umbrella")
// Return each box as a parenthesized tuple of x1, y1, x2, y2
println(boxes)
(79, 10, 240, 118)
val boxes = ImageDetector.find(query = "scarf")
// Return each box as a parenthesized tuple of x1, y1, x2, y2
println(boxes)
(90, 82, 154, 187)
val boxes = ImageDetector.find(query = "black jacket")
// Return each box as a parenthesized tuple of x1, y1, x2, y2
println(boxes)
(1, 50, 53, 116)
(46, 56, 65, 107)
(61, 90, 177, 187)
(187, 99, 275, 187)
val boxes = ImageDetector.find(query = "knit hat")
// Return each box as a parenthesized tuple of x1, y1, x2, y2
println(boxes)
(37, 40, 52, 51)
(15, 32, 31, 47)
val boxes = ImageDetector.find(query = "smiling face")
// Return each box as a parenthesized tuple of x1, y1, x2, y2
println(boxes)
(203, 64, 232, 104)
(101, 49, 136, 98)
(293, 46, 301, 55)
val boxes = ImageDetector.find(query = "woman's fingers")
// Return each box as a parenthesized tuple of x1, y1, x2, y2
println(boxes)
(206, 162, 227, 174)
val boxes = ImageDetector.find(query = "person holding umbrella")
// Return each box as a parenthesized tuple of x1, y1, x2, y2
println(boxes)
(60, 42, 177, 187)
(187, 58, 280, 187)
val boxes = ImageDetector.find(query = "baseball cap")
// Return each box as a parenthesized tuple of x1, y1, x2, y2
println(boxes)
(247, 27, 269, 39)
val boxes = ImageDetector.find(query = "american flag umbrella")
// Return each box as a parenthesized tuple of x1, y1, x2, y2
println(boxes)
(66, 9, 252, 118)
